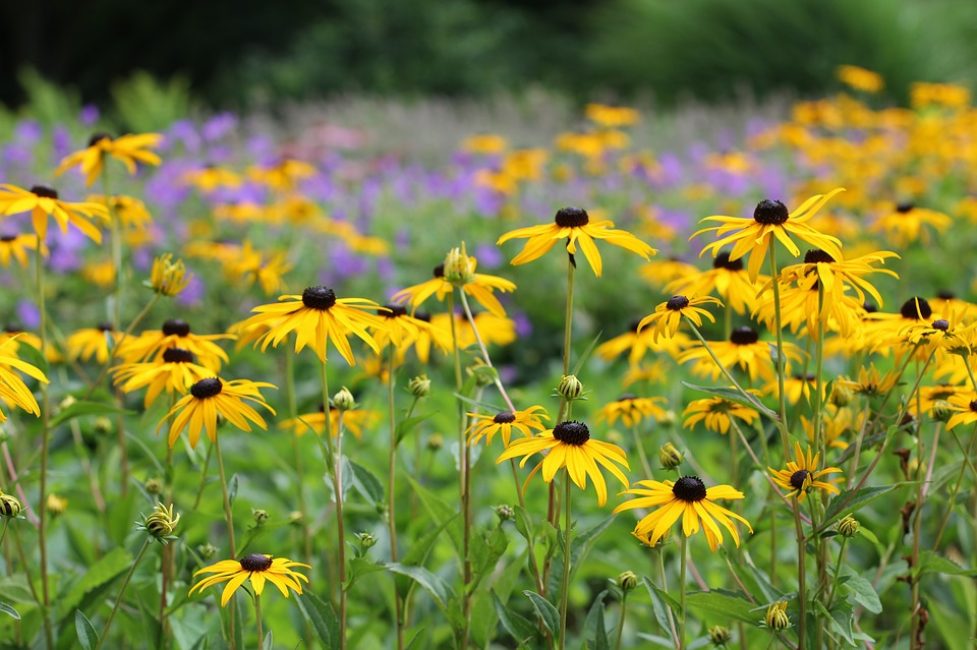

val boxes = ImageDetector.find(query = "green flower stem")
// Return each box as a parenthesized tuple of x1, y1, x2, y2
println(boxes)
(678, 534, 689, 649)
(318, 357, 347, 650)
(684, 319, 771, 419)
(657, 548, 679, 642)
(934, 431, 977, 547)
(792, 500, 807, 650)
(386, 347, 406, 650)
(767, 238, 790, 453)
(95, 538, 151, 650)
(34, 243, 53, 648)
(192, 443, 214, 510)
(214, 436, 237, 557)
(558, 472, 573, 650)
(613, 589, 629, 650)
(630, 424, 654, 479)
(84, 292, 162, 398)
(254, 594, 263, 648)
(824, 537, 848, 610)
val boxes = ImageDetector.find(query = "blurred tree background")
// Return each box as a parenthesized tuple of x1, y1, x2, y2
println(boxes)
(2, 0, 977, 111)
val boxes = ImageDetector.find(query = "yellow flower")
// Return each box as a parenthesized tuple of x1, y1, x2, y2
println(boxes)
(65, 325, 119, 364)
(667, 252, 766, 314)
(834, 364, 900, 398)
(461, 134, 507, 155)
(162, 377, 276, 448)
(636, 295, 721, 343)
(183, 166, 243, 192)
(119, 319, 231, 372)
(497, 420, 629, 506)
(597, 323, 690, 366)
(870, 202, 951, 246)
(836, 65, 884, 93)
(56, 132, 163, 186)
(497, 207, 656, 277)
(683, 397, 759, 434)
(87, 194, 153, 230)
(0, 233, 43, 267)
(430, 312, 515, 350)
(0, 184, 107, 243)
(596, 394, 667, 427)
(189, 554, 309, 607)
(678, 326, 802, 383)
(778, 249, 898, 307)
(945, 392, 977, 430)
(585, 104, 640, 128)
(281, 405, 380, 439)
(392, 257, 516, 317)
(614, 477, 752, 551)
(693, 188, 844, 280)
(221, 241, 292, 296)
(371, 305, 436, 357)
(639, 258, 701, 289)
(247, 159, 316, 192)
(801, 406, 860, 450)
(769, 442, 842, 500)
(0, 337, 48, 422)
(149, 253, 191, 297)
(112, 348, 214, 407)
(242, 286, 387, 364)
(466, 406, 549, 447)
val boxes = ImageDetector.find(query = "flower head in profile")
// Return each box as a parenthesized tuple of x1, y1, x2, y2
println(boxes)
(496, 420, 630, 506)
(392, 256, 516, 317)
(597, 394, 667, 427)
(119, 319, 231, 372)
(189, 554, 309, 607)
(149, 253, 191, 297)
(667, 251, 766, 315)
(769, 442, 842, 500)
(693, 188, 845, 280)
(679, 326, 802, 383)
(636, 295, 721, 343)
(161, 377, 276, 448)
(112, 347, 214, 407)
(945, 392, 977, 430)
(837, 65, 884, 93)
(0, 233, 43, 267)
(0, 337, 48, 422)
(597, 320, 690, 366)
(0, 184, 107, 242)
(497, 206, 656, 277)
(56, 132, 163, 186)
(870, 202, 951, 247)
(683, 396, 759, 434)
(65, 324, 119, 364)
(614, 476, 752, 551)
(281, 403, 380, 439)
(466, 406, 549, 447)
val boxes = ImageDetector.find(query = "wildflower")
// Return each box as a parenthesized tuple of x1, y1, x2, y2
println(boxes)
(0, 233, 42, 267)
(247, 158, 316, 192)
(614, 476, 752, 550)
(497, 420, 630, 506)
(56, 132, 162, 186)
(222, 241, 292, 296)
(556, 374, 584, 401)
(836, 65, 884, 93)
(189, 554, 309, 607)
(640, 258, 700, 289)
(945, 392, 977, 430)
(332, 387, 356, 411)
(466, 406, 549, 447)
(46, 494, 68, 515)
(765, 601, 791, 630)
(149, 253, 191, 297)
(679, 326, 801, 383)
(778, 249, 898, 307)
(495, 505, 515, 522)
(119, 319, 231, 372)
(835, 364, 900, 397)
(392, 257, 516, 317)
(281, 404, 379, 439)
(242, 286, 386, 364)
(430, 312, 515, 350)
(461, 134, 507, 154)
(408, 375, 431, 397)
(636, 295, 722, 343)
(0, 491, 22, 518)
(659, 442, 683, 470)
(683, 396, 760, 434)
(0, 337, 48, 422)
(617, 570, 639, 592)
(371, 305, 432, 356)
(837, 516, 860, 538)
(597, 394, 667, 427)
(871, 202, 951, 247)
(65, 324, 118, 364)
(162, 377, 276, 448)
(87, 194, 153, 230)
(597, 321, 690, 366)
(769, 442, 842, 500)
(139, 503, 181, 542)
(0, 184, 107, 243)
(585, 104, 640, 128)
(693, 188, 844, 280)
(667, 251, 766, 314)
(112, 348, 214, 407)
(183, 166, 243, 192)
(497, 206, 656, 277)
(801, 406, 860, 450)
(709, 625, 732, 646)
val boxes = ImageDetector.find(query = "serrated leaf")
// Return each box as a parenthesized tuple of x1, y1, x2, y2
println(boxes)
(523, 590, 559, 633)
(59, 547, 132, 618)
(51, 400, 132, 427)
(342, 457, 384, 506)
(0, 600, 19, 620)
(682, 382, 778, 419)
(386, 563, 452, 610)
(492, 590, 536, 645)
(818, 485, 899, 533)
(75, 610, 98, 649)
(840, 573, 882, 614)
(294, 590, 339, 649)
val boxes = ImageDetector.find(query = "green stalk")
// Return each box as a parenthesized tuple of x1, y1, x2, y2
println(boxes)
(447, 290, 471, 649)
(793, 501, 807, 650)
(558, 473, 573, 650)
(254, 595, 264, 648)
(95, 539, 151, 650)
(679, 535, 688, 649)
(386, 347, 406, 650)
(824, 537, 848, 609)
(318, 358, 346, 650)
(33, 243, 54, 650)
(767, 239, 790, 453)
(613, 590, 629, 650)
(214, 437, 237, 556)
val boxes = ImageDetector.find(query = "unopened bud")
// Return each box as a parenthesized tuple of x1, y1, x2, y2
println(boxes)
(252, 508, 269, 525)
(659, 442, 683, 470)
(288, 510, 304, 526)
(198, 543, 217, 560)
(495, 505, 514, 522)
(93, 416, 113, 434)
(467, 360, 496, 387)
(333, 387, 356, 411)
(443, 242, 476, 285)
(46, 494, 67, 516)
(709, 625, 732, 646)
(409, 374, 431, 398)
(837, 515, 860, 538)
(617, 570, 638, 592)
(765, 601, 790, 630)
(355, 532, 377, 549)
(144, 478, 163, 495)
(829, 382, 853, 408)
(142, 503, 180, 541)
(0, 492, 22, 518)
(557, 374, 584, 401)
(427, 434, 444, 451)
(931, 400, 952, 423)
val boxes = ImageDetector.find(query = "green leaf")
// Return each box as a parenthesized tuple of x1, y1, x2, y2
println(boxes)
(51, 400, 132, 427)
(470, 526, 508, 591)
(227, 474, 239, 505)
(395, 411, 437, 446)
(682, 381, 778, 418)
(685, 589, 758, 625)
(815, 600, 856, 647)
(567, 516, 614, 583)
(59, 547, 132, 618)
(386, 563, 453, 610)
(840, 573, 882, 614)
(583, 589, 610, 650)
(0, 600, 19, 620)
(642, 578, 675, 643)
(0, 576, 35, 603)
(492, 590, 536, 645)
(818, 485, 900, 532)
(523, 590, 559, 634)
(572, 330, 604, 375)
(14, 339, 49, 375)
(345, 558, 386, 590)
(343, 457, 385, 506)
(75, 610, 99, 650)
(404, 475, 462, 554)
(262, 630, 274, 650)
(294, 590, 339, 649)
(512, 505, 534, 543)
(917, 551, 977, 577)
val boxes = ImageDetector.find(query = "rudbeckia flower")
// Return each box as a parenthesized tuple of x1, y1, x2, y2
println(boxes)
(466, 406, 549, 447)
(392, 258, 516, 317)
(162, 377, 276, 448)
(497, 207, 656, 277)
(870, 202, 951, 246)
(119, 319, 231, 372)
(679, 326, 802, 382)
(0, 233, 43, 267)
(189, 554, 309, 607)
(0, 184, 107, 243)
(639, 258, 700, 289)
(281, 404, 380, 439)
(112, 348, 214, 407)
(242, 286, 386, 364)
(765, 373, 826, 406)
(800, 406, 860, 450)
(636, 295, 722, 343)
(0, 337, 48, 422)
(56, 132, 162, 186)
(430, 312, 516, 350)
(834, 364, 900, 398)
(496, 420, 629, 506)
(667, 252, 766, 314)
(769, 442, 842, 500)
(247, 159, 316, 192)
(65, 324, 119, 364)
(371, 305, 433, 356)
(614, 476, 752, 551)
(945, 393, 977, 430)
(87, 194, 153, 230)
(683, 396, 760, 434)
(693, 188, 845, 280)
(836, 65, 884, 93)
(596, 321, 690, 366)
(596, 394, 667, 427)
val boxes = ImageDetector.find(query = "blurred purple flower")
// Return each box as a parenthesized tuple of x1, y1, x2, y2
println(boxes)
(474, 243, 502, 268)
(176, 274, 205, 307)
(80, 105, 100, 127)
(14, 120, 42, 143)
(202, 113, 238, 142)
(16, 301, 40, 329)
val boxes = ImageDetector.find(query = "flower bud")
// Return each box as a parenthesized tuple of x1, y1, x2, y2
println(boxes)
(149, 253, 191, 297)
(443, 242, 476, 285)
(46, 494, 67, 516)
(0, 492, 22, 518)
(931, 400, 953, 423)
(93, 416, 113, 435)
(58, 395, 77, 411)
(765, 601, 790, 630)
(198, 543, 217, 560)
(144, 478, 163, 495)
(333, 387, 356, 411)
(409, 374, 431, 398)
(252, 508, 269, 526)
(709, 625, 732, 646)
(659, 442, 683, 470)
(355, 531, 377, 549)
(495, 505, 515, 522)
(427, 434, 444, 451)
(142, 503, 180, 541)
(288, 510, 304, 526)
(837, 515, 860, 538)
(556, 374, 584, 401)
(829, 382, 853, 408)
(617, 570, 638, 592)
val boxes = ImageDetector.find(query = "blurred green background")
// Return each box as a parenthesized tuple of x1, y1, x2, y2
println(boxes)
(2, 0, 976, 113)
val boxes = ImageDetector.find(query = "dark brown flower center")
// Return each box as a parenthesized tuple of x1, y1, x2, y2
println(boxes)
(895, 202, 914, 214)
(493, 411, 516, 424)
(937, 290, 956, 300)
(190, 377, 222, 399)
(900, 297, 932, 320)
(97, 322, 113, 332)
(629, 319, 643, 333)
(30, 185, 58, 199)
(0, 235, 16, 243)
(162, 319, 191, 337)
(666, 295, 690, 311)
(617, 393, 637, 402)
(804, 249, 835, 264)
(163, 348, 195, 364)
(88, 132, 112, 147)
(672, 476, 707, 502)
(862, 301, 878, 314)
(554, 207, 589, 228)
(932, 319, 950, 331)
(239, 553, 273, 572)
(414, 312, 431, 323)
(968, 400, 977, 413)
(713, 251, 744, 271)
(789, 470, 810, 491)
(753, 199, 789, 225)
(730, 326, 759, 345)
(381, 304, 407, 318)
(432, 263, 445, 278)
(552, 420, 590, 446)
(302, 286, 337, 311)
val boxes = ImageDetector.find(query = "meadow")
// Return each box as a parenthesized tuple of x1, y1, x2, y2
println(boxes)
(0, 67, 976, 649)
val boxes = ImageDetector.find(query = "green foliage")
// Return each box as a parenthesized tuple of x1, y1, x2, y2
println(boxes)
(111, 71, 194, 133)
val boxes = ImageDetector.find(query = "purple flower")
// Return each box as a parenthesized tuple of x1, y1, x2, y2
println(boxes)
(176, 274, 205, 307)
(80, 105, 100, 127)
(474, 243, 502, 268)
(16, 301, 40, 329)
(202, 113, 238, 142)
(14, 120, 42, 143)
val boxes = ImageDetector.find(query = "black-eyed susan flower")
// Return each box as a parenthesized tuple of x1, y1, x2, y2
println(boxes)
(371, 305, 432, 356)
(392, 258, 516, 317)
(597, 394, 667, 427)
(466, 406, 549, 447)
(496, 420, 629, 506)
(0, 233, 42, 267)
(281, 403, 380, 439)
(639, 258, 700, 289)
(769, 442, 842, 500)
(613, 477, 752, 550)
(430, 311, 516, 350)
(801, 406, 860, 450)
(637, 295, 722, 343)
(914, 384, 968, 418)
(149, 253, 191, 297)
(112, 348, 213, 407)
(834, 364, 900, 398)
(247, 158, 316, 192)
(0, 184, 107, 243)
(183, 165, 243, 192)
(0, 337, 48, 422)
(189, 554, 309, 607)
(242, 286, 386, 364)
(766, 373, 825, 406)
(497, 206, 656, 277)
(679, 326, 801, 383)
(945, 392, 977, 430)
(667, 252, 766, 314)
(87, 194, 153, 230)
(65, 324, 119, 364)
(870, 202, 951, 246)
(221, 241, 292, 296)
(683, 396, 760, 434)
(837, 65, 884, 93)
(162, 377, 275, 448)
(778, 249, 898, 307)
(756, 281, 867, 338)
(693, 188, 844, 280)
(406, 312, 453, 363)
(597, 320, 690, 366)
(119, 319, 231, 372)
(56, 132, 162, 186)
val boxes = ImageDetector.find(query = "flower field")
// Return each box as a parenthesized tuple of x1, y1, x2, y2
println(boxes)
(1, 69, 977, 649)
